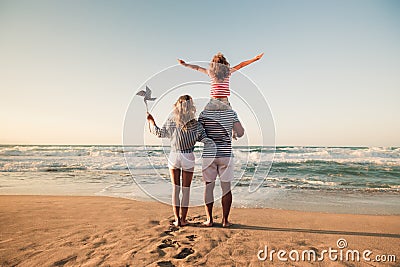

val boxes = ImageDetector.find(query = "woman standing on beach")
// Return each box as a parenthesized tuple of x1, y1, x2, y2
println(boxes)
(147, 95, 210, 227)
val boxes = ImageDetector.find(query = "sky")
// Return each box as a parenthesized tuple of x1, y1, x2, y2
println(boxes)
(0, 0, 399, 146)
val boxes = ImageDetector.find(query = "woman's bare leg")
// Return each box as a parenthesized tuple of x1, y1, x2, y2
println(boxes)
(170, 168, 181, 227)
(180, 170, 193, 226)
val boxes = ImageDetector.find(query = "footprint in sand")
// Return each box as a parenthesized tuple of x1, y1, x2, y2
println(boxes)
(190, 215, 203, 220)
(80, 236, 90, 245)
(158, 238, 180, 249)
(164, 225, 179, 235)
(185, 234, 197, 241)
(296, 240, 307, 246)
(53, 255, 77, 266)
(157, 260, 175, 267)
(92, 238, 107, 248)
(173, 248, 194, 259)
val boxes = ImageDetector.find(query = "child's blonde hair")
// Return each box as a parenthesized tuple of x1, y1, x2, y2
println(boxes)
(173, 95, 196, 130)
(209, 52, 230, 81)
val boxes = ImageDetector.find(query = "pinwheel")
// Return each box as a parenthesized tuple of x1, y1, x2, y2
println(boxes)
(136, 86, 157, 112)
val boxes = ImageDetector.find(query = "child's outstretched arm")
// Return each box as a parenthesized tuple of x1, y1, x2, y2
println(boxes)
(231, 53, 264, 73)
(178, 59, 208, 74)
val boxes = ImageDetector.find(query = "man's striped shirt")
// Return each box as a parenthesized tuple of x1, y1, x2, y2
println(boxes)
(198, 109, 240, 158)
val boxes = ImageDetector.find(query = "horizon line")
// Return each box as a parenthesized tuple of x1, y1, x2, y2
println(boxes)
(0, 144, 398, 148)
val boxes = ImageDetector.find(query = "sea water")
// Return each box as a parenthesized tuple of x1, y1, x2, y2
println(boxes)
(0, 145, 399, 214)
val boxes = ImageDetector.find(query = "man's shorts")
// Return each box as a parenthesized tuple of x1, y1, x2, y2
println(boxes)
(168, 152, 195, 171)
(202, 157, 234, 182)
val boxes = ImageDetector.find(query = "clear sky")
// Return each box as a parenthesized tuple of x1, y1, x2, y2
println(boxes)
(1, 0, 399, 146)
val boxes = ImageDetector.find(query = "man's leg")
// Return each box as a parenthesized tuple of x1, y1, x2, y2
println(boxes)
(202, 158, 217, 227)
(219, 157, 234, 227)
(204, 181, 215, 226)
(221, 181, 232, 227)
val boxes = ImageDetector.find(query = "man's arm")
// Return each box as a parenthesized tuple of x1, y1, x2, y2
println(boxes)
(178, 59, 208, 74)
(233, 121, 245, 138)
(231, 53, 264, 73)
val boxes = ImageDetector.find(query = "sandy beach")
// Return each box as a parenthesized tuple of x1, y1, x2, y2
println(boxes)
(0, 195, 398, 266)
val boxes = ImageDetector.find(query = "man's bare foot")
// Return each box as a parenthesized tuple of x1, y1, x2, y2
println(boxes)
(172, 219, 180, 227)
(180, 219, 188, 226)
(202, 220, 213, 227)
(222, 221, 233, 228)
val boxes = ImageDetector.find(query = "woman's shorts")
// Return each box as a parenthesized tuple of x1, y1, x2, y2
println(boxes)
(202, 157, 234, 182)
(168, 152, 195, 171)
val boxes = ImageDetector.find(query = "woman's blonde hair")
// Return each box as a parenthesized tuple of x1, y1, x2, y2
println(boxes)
(173, 95, 196, 130)
(209, 52, 230, 81)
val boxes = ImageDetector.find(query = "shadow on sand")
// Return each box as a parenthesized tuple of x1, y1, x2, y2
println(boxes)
(227, 224, 400, 238)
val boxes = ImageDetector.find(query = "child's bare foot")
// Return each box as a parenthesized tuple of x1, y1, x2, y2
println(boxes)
(180, 219, 188, 226)
(202, 220, 213, 227)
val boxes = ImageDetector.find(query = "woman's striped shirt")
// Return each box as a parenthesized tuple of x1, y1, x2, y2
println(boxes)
(151, 117, 208, 153)
(198, 109, 240, 158)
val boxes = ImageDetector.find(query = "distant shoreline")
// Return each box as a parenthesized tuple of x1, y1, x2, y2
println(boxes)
(1, 144, 399, 148)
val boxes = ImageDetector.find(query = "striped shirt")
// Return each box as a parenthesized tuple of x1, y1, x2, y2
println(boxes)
(209, 71, 231, 98)
(151, 117, 208, 153)
(198, 109, 240, 158)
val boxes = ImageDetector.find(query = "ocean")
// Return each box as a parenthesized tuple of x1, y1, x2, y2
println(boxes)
(1, 145, 399, 215)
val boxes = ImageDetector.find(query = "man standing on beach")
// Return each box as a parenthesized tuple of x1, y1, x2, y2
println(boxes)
(198, 102, 244, 227)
